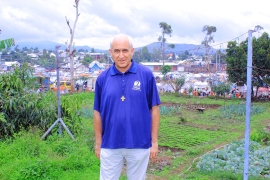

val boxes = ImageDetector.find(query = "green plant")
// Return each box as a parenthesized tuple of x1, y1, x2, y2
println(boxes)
(251, 129, 270, 145)
(196, 140, 270, 178)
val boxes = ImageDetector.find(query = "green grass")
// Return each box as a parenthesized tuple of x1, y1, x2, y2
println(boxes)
(0, 92, 270, 179)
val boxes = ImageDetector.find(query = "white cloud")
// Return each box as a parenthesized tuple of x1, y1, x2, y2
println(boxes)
(1, 0, 270, 50)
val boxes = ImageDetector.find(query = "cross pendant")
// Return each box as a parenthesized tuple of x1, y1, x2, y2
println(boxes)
(121, 95, 125, 101)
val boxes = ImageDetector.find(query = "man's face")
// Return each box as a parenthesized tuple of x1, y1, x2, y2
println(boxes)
(109, 36, 134, 73)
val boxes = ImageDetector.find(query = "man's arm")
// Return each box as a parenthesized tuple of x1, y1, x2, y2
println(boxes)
(94, 110, 102, 159)
(150, 105, 160, 159)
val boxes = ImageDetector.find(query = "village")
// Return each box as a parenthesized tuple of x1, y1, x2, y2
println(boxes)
(2, 49, 268, 99)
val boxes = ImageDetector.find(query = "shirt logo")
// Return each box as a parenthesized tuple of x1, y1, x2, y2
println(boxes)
(132, 80, 141, 91)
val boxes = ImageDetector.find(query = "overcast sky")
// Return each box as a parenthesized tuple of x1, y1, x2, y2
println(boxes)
(1, 0, 269, 50)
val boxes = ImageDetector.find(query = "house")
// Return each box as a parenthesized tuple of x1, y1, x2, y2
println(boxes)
(139, 62, 184, 72)
(0, 61, 20, 72)
(89, 60, 105, 72)
(27, 53, 38, 60)
(61, 62, 89, 74)
(32, 64, 47, 73)
(88, 53, 104, 60)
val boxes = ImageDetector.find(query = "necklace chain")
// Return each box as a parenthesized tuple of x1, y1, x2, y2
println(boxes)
(117, 73, 129, 102)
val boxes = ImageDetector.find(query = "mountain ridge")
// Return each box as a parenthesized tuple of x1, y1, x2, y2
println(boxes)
(14, 41, 216, 55)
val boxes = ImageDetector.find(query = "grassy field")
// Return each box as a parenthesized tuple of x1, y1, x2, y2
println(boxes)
(0, 92, 269, 180)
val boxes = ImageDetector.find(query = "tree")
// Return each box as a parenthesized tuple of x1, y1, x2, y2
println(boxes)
(201, 25, 217, 73)
(151, 48, 162, 62)
(0, 63, 57, 136)
(34, 47, 39, 53)
(65, 0, 80, 91)
(178, 50, 190, 60)
(160, 65, 171, 76)
(226, 31, 270, 97)
(226, 41, 247, 86)
(171, 77, 185, 94)
(141, 46, 151, 61)
(133, 50, 143, 63)
(158, 22, 173, 65)
(81, 54, 93, 67)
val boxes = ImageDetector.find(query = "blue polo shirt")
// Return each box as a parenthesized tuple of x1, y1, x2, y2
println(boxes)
(94, 60, 160, 149)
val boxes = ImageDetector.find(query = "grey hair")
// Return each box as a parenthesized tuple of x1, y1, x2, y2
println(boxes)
(110, 34, 133, 49)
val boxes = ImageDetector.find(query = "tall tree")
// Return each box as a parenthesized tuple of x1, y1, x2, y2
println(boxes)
(226, 31, 270, 97)
(158, 22, 173, 65)
(201, 25, 217, 73)
(226, 41, 247, 85)
(65, 0, 80, 91)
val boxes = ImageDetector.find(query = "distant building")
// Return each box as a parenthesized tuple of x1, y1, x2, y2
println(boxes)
(139, 62, 184, 72)
(0, 61, 20, 72)
(89, 60, 105, 72)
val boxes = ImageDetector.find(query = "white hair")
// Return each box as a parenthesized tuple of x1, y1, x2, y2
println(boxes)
(110, 34, 133, 49)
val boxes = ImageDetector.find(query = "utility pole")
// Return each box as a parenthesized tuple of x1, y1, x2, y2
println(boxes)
(243, 29, 254, 180)
(243, 25, 263, 180)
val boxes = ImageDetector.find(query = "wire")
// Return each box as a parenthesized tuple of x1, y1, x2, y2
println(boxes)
(175, 31, 249, 55)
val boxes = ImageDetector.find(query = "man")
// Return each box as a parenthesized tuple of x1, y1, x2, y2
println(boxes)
(93, 34, 160, 180)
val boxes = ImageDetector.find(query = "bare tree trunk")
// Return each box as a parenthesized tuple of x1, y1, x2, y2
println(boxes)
(65, 0, 80, 92)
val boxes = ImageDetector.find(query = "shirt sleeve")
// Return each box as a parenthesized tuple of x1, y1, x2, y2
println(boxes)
(93, 79, 101, 112)
(148, 76, 161, 109)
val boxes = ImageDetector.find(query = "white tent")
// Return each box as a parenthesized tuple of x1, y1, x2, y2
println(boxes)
(193, 81, 211, 91)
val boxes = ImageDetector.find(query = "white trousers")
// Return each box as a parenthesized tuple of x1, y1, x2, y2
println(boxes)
(100, 148, 150, 180)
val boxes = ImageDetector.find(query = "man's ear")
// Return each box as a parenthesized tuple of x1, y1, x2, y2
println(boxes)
(109, 49, 112, 56)
(131, 48, 134, 55)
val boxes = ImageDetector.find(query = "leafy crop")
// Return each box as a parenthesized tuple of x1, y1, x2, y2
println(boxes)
(219, 104, 265, 119)
(159, 105, 179, 115)
(159, 123, 227, 150)
(196, 139, 270, 178)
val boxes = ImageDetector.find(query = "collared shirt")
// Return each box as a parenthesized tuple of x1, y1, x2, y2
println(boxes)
(94, 60, 160, 149)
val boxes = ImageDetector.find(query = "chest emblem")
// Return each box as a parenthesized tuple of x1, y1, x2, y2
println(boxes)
(132, 80, 141, 91)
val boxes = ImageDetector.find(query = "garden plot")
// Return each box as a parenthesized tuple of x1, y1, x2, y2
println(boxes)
(159, 123, 227, 150)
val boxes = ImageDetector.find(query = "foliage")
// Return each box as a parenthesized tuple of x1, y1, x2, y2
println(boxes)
(1, 92, 270, 179)
(81, 54, 94, 67)
(219, 104, 265, 119)
(160, 65, 171, 75)
(211, 82, 231, 97)
(167, 77, 186, 93)
(196, 140, 270, 178)
(226, 41, 248, 85)
(0, 128, 100, 180)
(133, 47, 151, 62)
(0, 63, 58, 136)
(178, 50, 190, 60)
(201, 25, 217, 71)
(158, 22, 173, 62)
(61, 92, 94, 133)
(251, 129, 270, 146)
(159, 121, 227, 150)
(226, 32, 270, 96)
(159, 105, 179, 115)
(0, 64, 91, 137)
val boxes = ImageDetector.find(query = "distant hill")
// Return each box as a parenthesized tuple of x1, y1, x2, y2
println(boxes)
(135, 42, 217, 55)
(14, 41, 107, 53)
(14, 41, 217, 55)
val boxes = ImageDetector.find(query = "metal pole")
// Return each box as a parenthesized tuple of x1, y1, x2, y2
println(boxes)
(243, 30, 253, 180)
(55, 46, 63, 135)
(41, 45, 75, 140)
(215, 52, 217, 71)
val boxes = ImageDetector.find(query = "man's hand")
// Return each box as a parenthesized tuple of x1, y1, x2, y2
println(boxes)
(95, 144, 101, 159)
(150, 142, 158, 159)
